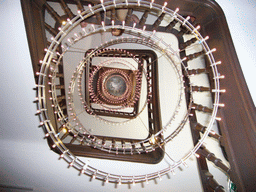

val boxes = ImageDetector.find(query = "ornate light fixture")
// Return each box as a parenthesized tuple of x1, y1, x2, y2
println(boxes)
(34, 0, 226, 185)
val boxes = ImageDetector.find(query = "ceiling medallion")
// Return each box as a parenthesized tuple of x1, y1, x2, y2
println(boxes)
(100, 70, 131, 101)
(35, 0, 223, 185)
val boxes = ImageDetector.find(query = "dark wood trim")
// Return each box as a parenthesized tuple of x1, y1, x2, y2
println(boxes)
(191, 1, 256, 191)
(20, 0, 47, 83)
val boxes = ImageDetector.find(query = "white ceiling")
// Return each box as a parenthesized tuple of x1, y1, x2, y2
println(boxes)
(0, 0, 255, 191)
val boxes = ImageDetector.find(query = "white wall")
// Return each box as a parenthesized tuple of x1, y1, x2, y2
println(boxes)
(216, 0, 256, 105)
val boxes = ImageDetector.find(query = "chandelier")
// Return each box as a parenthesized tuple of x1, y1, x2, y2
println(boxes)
(33, 0, 231, 188)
